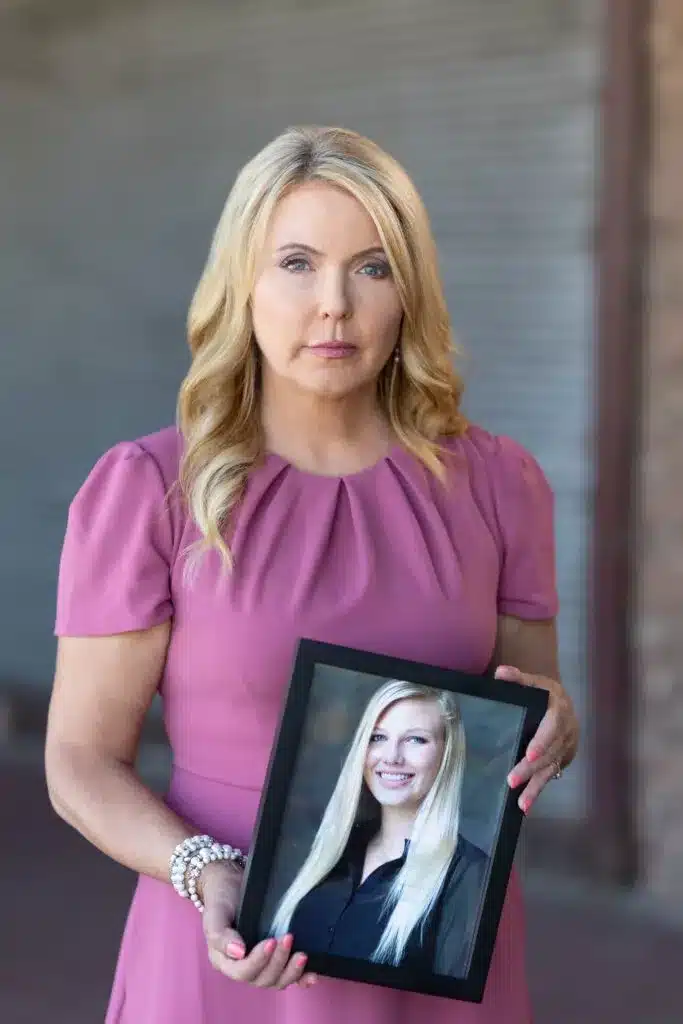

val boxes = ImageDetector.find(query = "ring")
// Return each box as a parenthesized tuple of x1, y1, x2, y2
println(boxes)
(551, 759, 563, 780)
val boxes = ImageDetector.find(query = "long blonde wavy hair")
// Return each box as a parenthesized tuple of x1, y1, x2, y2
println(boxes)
(271, 680, 466, 966)
(178, 125, 467, 567)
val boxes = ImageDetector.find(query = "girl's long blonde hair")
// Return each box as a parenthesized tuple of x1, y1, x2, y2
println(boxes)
(177, 125, 467, 568)
(271, 680, 466, 966)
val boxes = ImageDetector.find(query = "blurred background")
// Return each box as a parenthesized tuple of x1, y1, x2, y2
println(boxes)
(1, 0, 681, 1020)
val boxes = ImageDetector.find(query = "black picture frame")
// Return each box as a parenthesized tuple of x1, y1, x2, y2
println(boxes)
(236, 638, 548, 1003)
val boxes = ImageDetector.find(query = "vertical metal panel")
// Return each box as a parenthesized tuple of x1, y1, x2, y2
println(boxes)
(592, 0, 650, 883)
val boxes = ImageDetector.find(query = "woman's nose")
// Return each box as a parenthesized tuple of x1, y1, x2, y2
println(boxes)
(319, 268, 351, 322)
(384, 741, 404, 764)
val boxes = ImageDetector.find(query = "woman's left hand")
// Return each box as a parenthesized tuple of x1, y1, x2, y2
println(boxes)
(494, 665, 580, 814)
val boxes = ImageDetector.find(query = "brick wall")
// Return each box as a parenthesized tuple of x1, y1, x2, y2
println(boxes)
(638, 0, 683, 911)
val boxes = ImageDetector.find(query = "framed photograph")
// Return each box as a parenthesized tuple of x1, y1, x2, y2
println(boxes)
(236, 639, 548, 1003)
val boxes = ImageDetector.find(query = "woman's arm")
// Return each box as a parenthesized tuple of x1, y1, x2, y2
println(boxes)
(489, 614, 561, 681)
(45, 626, 200, 883)
(45, 628, 314, 988)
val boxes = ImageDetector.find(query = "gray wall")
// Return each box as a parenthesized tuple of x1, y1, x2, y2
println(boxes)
(0, 0, 601, 817)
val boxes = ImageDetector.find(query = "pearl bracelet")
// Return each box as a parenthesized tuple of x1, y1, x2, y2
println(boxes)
(169, 834, 246, 912)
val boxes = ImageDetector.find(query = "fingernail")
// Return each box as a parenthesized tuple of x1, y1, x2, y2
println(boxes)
(264, 939, 277, 955)
(527, 748, 539, 762)
(520, 798, 530, 814)
(296, 954, 308, 968)
(306, 974, 317, 987)
(226, 942, 245, 959)
(281, 933, 293, 951)
(508, 773, 519, 787)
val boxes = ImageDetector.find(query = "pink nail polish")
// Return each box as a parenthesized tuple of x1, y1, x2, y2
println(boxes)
(264, 939, 277, 955)
(226, 942, 245, 959)
(521, 798, 530, 814)
(281, 933, 293, 951)
(527, 748, 538, 763)
(508, 774, 518, 788)
(297, 954, 308, 968)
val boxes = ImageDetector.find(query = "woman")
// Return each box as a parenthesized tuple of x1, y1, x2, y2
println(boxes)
(45, 125, 579, 1023)
(273, 679, 488, 979)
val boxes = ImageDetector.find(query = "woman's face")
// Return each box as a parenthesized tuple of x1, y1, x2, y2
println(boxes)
(251, 181, 404, 399)
(363, 698, 445, 810)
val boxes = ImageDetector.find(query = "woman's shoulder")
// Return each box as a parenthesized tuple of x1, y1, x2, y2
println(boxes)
(56, 426, 182, 637)
(71, 426, 183, 507)
(63, 425, 185, 550)
(110, 424, 183, 488)
(439, 423, 554, 514)
(440, 423, 541, 474)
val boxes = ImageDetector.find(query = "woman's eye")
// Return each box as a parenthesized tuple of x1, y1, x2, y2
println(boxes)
(407, 736, 428, 745)
(359, 261, 390, 279)
(369, 733, 385, 744)
(281, 256, 311, 273)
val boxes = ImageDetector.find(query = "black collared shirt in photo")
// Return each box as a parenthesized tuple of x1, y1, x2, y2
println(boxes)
(289, 822, 488, 977)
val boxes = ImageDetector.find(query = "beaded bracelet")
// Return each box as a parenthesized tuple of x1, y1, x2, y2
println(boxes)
(185, 846, 245, 913)
(170, 834, 246, 912)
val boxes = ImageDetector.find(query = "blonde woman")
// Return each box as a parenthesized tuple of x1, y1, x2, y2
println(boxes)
(46, 125, 579, 1024)
(272, 680, 488, 977)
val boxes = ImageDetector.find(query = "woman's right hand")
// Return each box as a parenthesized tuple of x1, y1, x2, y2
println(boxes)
(200, 861, 317, 990)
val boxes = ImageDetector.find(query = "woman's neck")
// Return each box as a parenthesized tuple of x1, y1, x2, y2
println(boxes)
(260, 373, 392, 476)
(374, 807, 419, 859)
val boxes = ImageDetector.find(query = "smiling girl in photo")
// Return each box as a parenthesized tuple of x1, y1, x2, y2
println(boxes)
(272, 679, 488, 976)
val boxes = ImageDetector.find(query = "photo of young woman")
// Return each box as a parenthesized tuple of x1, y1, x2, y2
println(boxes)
(270, 679, 489, 978)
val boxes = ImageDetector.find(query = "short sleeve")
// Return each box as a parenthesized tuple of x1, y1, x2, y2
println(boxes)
(55, 441, 174, 636)
(490, 436, 559, 620)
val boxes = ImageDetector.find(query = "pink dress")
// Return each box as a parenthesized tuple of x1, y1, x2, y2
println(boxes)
(54, 423, 558, 1023)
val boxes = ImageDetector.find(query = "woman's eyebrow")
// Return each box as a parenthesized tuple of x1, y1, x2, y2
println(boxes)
(275, 243, 386, 259)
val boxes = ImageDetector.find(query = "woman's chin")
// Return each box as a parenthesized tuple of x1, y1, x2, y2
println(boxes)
(369, 786, 419, 808)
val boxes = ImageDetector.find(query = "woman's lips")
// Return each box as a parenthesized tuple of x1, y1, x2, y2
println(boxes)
(376, 770, 414, 789)
(307, 343, 357, 359)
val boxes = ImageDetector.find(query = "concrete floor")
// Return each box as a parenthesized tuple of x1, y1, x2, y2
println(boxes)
(2, 756, 682, 1023)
